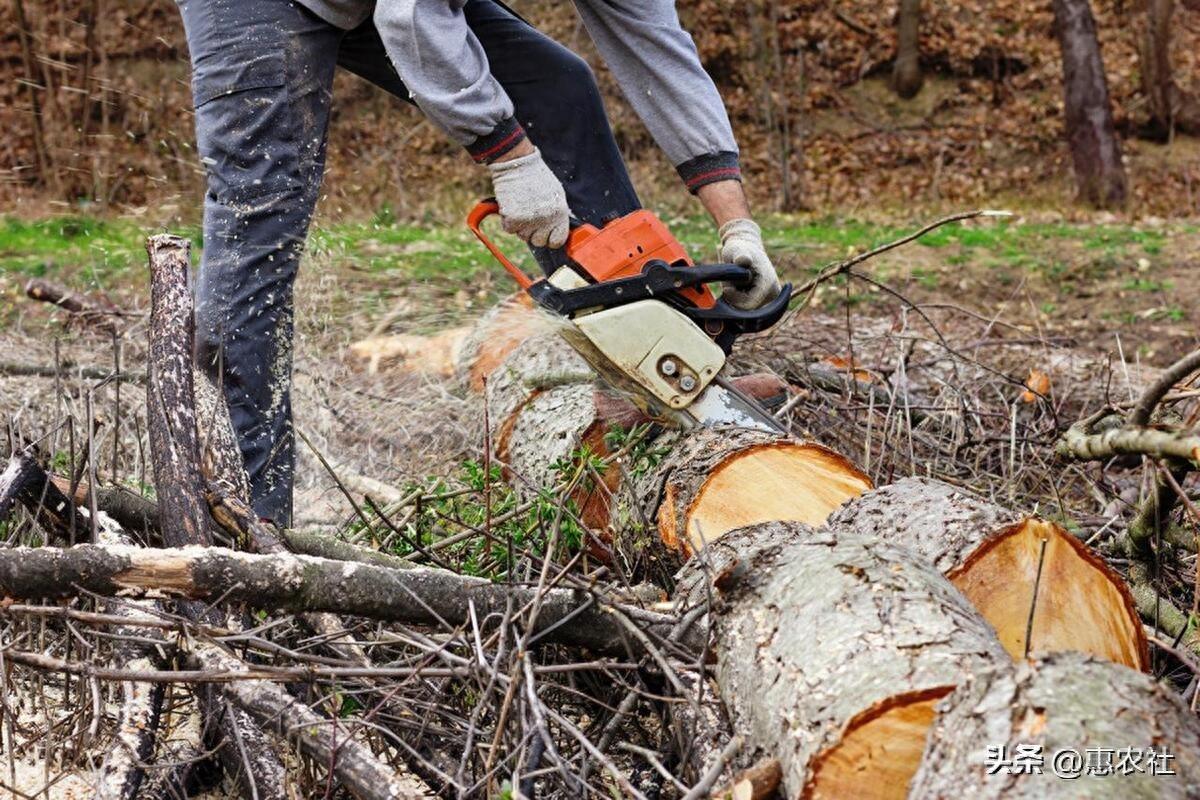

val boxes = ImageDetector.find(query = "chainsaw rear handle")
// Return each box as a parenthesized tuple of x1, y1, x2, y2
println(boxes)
(466, 198, 588, 291)
(466, 199, 534, 290)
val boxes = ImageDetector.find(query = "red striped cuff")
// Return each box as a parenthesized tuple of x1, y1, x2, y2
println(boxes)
(677, 151, 742, 193)
(467, 117, 528, 164)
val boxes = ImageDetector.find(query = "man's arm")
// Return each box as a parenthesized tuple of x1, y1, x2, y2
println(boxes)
(373, 0, 569, 246)
(574, 0, 780, 308)
(572, 0, 740, 194)
(373, 0, 522, 160)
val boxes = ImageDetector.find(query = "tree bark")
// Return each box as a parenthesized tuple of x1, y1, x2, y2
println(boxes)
(1052, 0, 1128, 208)
(145, 233, 286, 799)
(145, 234, 216, 550)
(455, 293, 541, 392)
(675, 521, 1008, 799)
(910, 652, 1200, 798)
(829, 477, 1147, 669)
(892, 0, 924, 99)
(485, 331, 601, 494)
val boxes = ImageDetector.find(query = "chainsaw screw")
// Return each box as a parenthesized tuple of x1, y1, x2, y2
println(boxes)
(660, 359, 678, 377)
(679, 375, 697, 392)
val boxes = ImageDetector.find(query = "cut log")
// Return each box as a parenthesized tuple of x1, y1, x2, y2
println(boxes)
(828, 478, 1148, 670)
(633, 427, 871, 560)
(675, 521, 1009, 800)
(455, 292, 541, 392)
(910, 652, 1200, 798)
(349, 327, 470, 376)
(486, 331, 596, 484)
(484, 330, 624, 534)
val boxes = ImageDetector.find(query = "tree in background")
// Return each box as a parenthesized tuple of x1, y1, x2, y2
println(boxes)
(1052, 0, 1128, 208)
(892, 0, 924, 98)
(1137, 0, 1200, 138)
(745, 0, 806, 211)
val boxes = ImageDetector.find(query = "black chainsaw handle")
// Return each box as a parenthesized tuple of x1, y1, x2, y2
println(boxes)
(528, 260, 751, 315)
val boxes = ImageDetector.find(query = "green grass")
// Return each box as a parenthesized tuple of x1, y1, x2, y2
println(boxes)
(0, 211, 1186, 298)
(0, 217, 202, 287)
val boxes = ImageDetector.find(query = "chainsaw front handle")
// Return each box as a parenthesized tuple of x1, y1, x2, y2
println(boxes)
(466, 198, 535, 290)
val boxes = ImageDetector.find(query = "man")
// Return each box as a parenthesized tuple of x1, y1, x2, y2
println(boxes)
(177, 0, 779, 526)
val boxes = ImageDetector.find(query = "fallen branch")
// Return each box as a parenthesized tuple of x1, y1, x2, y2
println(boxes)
(187, 643, 431, 800)
(0, 544, 698, 658)
(1129, 348, 1200, 427)
(0, 450, 164, 800)
(1056, 419, 1200, 464)
(25, 277, 126, 333)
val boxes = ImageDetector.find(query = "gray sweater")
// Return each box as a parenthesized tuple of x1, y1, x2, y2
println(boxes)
(298, 0, 740, 189)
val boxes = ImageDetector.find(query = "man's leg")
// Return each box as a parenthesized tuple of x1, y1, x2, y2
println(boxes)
(336, 2, 639, 270)
(177, 0, 340, 526)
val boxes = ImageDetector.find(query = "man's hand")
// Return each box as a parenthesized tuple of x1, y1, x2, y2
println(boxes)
(487, 143, 570, 248)
(695, 179, 780, 309)
(718, 218, 781, 309)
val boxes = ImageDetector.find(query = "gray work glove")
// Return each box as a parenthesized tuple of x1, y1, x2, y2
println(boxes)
(718, 218, 781, 310)
(487, 148, 570, 248)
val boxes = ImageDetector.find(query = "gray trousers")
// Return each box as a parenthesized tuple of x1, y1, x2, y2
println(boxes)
(177, 0, 640, 525)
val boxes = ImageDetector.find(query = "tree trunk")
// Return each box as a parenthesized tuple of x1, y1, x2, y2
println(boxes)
(145, 233, 287, 800)
(675, 521, 1008, 799)
(620, 426, 870, 585)
(892, 0, 924, 99)
(456, 293, 542, 392)
(910, 652, 1200, 798)
(1138, 0, 1200, 137)
(829, 477, 1147, 669)
(1052, 0, 1128, 208)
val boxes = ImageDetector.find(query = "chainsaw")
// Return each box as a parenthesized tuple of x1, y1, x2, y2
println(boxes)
(467, 200, 792, 434)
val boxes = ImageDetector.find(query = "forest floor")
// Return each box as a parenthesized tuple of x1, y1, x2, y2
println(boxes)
(0, 207, 1196, 798)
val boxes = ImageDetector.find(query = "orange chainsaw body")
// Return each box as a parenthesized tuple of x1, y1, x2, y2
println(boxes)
(564, 211, 716, 309)
(466, 200, 717, 309)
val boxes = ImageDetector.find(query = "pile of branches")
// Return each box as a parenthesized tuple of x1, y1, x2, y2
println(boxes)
(0, 236, 736, 799)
